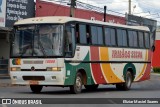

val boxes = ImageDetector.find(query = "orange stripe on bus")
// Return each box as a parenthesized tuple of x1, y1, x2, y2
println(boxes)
(100, 47, 123, 83)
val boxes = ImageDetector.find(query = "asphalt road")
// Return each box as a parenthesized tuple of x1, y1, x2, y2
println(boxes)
(0, 73, 160, 107)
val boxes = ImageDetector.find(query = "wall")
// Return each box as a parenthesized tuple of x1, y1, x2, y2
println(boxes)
(0, 38, 10, 59)
(152, 31, 160, 67)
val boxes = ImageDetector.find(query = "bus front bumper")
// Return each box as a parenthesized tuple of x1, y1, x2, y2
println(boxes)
(10, 71, 65, 86)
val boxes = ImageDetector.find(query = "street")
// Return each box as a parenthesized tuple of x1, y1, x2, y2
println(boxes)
(0, 73, 160, 107)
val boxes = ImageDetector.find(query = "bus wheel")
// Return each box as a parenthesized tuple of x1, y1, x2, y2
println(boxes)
(30, 85, 43, 93)
(70, 72, 83, 94)
(84, 85, 99, 91)
(116, 71, 132, 90)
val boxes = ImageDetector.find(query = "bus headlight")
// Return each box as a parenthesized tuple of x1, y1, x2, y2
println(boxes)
(11, 67, 21, 71)
(46, 67, 61, 71)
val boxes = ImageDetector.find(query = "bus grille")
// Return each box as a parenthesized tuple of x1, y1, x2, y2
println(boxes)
(23, 76, 45, 81)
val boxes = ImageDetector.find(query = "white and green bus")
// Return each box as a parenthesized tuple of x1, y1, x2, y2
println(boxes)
(10, 16, 151, 94)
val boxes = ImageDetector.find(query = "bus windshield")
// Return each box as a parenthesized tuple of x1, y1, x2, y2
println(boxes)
(11, 24, 64, 57)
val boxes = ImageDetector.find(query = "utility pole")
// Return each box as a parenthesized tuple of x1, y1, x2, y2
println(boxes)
(129, 0, 131, 14)
(70, 0, 76, 17)
(104, 6, 107, 22)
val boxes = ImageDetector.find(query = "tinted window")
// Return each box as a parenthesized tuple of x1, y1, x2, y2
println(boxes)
(104, 28, 116, 46)
(104, 28, 111, 45)
(79, 24, 87, 44)
(91, 26, 97, 44)
(91, 26, 103, 45)
(128, 31, 138, 47)
(122, 30, 127, 46)
(133, 31, 138, 47)
(117, 29, 127, 47)
(144, 32, 150, 48)
(110, 28, 116, 46)
(138, 32, 144, 48)
(97, 27, 103, 45)
(117, 29, 123, 46)
(86, 25, 90, 44)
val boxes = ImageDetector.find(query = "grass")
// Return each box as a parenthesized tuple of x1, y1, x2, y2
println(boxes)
(153, 67, 160, 74)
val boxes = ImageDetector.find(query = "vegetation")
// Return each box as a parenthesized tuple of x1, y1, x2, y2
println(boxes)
(153, 67, 160, 74)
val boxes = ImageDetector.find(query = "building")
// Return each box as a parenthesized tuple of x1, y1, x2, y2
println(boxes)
(152, 28, 160, 68)
(0, 0, 35, 76)
(36, 0, 126, 24)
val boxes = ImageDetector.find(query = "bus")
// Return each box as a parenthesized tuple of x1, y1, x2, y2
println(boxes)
(10, 16, 151, 94)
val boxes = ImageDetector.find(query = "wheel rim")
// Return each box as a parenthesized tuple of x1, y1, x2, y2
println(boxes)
(76, 76, 82, 92)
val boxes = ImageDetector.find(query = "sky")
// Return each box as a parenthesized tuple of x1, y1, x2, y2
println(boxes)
(77, 0, 160, 20)
(38, 0, 160, 24)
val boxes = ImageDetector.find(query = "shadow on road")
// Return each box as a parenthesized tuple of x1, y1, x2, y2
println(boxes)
(15, 84, 160, 95)
(12, 74, 160, 95)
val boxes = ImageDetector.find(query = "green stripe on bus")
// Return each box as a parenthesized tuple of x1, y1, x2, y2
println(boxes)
(64, 52, 95, 85)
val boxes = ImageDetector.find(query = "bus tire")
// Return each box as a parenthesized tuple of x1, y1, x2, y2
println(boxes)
(116, 71, 132, 90)
(84, 84, 99, 91)
(70, 72, 83, 94)
(30, 85, 43, 93)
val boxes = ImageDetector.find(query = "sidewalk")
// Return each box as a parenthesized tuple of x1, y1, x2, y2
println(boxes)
(0, 76, 12, 87)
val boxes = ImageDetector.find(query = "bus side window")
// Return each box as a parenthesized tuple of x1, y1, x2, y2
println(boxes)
(117, 29, 127, 47)
(76, 32, 79, 43)
(91, 26, 97, 45)
(86, 25, 90, 44)
(128, 30, 138, 48)
(79, 24, 87, 44)
(65, 30, 72, 51)
(65, 24, 76, 57)
(144, 32, 150, 48)
(138, 31, 144, 48)
(76, 24, 79, 43)
(110, 28, 116, 46)
(65, 25, 73, 58)
(104, 28, 111, 46)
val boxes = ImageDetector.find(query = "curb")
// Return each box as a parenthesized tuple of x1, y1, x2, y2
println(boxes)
(0, 83, 12, 87)
(0, 83, 26, 87)
(151, 72, 160, 76)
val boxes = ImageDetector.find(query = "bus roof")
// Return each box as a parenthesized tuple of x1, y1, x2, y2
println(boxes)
(14, 16, 150, 31)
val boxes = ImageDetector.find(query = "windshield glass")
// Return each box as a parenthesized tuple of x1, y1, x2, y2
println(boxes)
(11, 24, 63, 57)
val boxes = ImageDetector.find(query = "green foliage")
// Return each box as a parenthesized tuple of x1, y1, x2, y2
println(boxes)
(153, 68, 160, 73)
